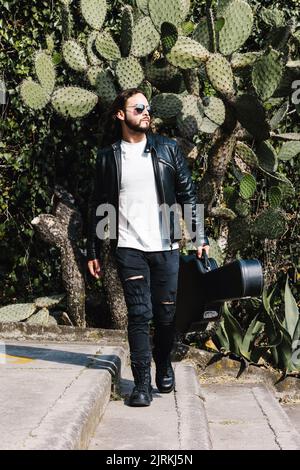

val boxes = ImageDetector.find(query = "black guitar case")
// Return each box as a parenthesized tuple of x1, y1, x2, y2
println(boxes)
(175, 252, 264, 333)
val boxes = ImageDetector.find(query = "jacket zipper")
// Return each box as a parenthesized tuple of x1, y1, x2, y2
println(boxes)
(152, 148, 173, 251)
(113, 144, 121, 249)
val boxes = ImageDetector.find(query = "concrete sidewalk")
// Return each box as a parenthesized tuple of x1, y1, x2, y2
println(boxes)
(0, 340, 127, 450)
(1, 339, 300, 450)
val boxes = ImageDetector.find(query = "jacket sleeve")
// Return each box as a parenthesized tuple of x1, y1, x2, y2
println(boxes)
(86, 151, 108, 261)
(174, 143, 209, 247)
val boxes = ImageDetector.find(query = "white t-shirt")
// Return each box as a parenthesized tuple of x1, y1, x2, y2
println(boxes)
(117, 138, 179, 251)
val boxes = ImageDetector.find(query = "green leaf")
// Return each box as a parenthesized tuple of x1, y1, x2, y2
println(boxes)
(223, 302, 243, 355)
(284, 276, 300, 339)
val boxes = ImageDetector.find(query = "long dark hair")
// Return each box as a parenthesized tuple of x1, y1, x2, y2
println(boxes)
(101, 88, 148, 147)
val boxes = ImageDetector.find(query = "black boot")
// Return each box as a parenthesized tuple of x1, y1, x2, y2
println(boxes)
(152, 322, 175, 393)
(129, 361, 153, 407)
(153, 351, 175, 393)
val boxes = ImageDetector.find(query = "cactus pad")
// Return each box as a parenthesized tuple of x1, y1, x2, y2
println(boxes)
(235, 142, 259, 168)
(166, 36, 209, 69)
(192, 18, 211, 50)
(131, 16, 160, 57)
(231, 52, 262, 69)
(252, 49, 284, 102)
(51, 86, 98, 118)
(206, 53, 234, 96)
(218, 0, 254, 55)
(239, 173, 256, 200)
(278, 141, 300, 161)
(62, 40, 88, 72)
(149, 0, 183, 31)
(151, 93, 183, 118)
(80, 0, 107, 30)
(34, 294, 65, 309)
(234, 94, 270, 141)
(120, 6, 134, 57)
(34, 52, 56, 94)
(0, 303, 37, 323)
(116, 57, 144, 90)
(87, 31, 102, 66)
(176, 94, 204, 140)
(20, 79, 50, 110)
(268, 186, 282, 208)
(253, 208, 287, 239)
(257, 141, 278, 172)
(95, 31, 121, 61)
(203, 96, 225, 125)
(26, 307, 50, 325)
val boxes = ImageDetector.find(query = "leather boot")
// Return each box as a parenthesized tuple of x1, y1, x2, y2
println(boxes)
(153, 350, 175, 393)
(152, 322, 175, 393)
(129, 361, 153, 407)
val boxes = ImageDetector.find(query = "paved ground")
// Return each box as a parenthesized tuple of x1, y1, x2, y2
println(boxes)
(1, 340, 300, 450)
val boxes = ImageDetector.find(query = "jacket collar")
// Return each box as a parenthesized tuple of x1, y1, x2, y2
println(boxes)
(111, 131, 155, 153)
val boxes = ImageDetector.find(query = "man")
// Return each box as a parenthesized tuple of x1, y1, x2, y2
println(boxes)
(87, 88, 209, 407)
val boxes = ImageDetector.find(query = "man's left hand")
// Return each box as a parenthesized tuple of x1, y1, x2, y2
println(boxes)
(196, 244, 210, 259)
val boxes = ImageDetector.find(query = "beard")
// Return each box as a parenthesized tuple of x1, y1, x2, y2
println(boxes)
(124, 115, 150, 133)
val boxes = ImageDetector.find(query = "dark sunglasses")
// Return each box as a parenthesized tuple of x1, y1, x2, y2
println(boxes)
(126, 104, 152, 115)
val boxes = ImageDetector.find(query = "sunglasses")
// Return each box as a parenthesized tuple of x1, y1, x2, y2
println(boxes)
(125, 104, 152, 115)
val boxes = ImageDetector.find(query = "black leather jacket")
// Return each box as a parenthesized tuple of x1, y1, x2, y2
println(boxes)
(86, 132, 209, 261)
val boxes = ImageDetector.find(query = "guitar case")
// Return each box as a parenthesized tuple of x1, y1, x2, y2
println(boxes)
(175, 252, 264, 333)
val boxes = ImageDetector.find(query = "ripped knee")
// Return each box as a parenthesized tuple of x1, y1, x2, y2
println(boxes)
(161, 300, 175, 304)
(125, 275, 144, 282)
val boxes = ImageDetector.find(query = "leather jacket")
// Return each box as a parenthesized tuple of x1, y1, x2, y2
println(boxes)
(86, 132, 209, 261)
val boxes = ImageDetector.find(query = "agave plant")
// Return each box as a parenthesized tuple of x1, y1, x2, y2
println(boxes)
(214, 276, 300, 378)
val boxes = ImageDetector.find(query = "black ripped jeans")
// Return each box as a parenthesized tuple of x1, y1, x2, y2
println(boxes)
(114, 247, 180, 364)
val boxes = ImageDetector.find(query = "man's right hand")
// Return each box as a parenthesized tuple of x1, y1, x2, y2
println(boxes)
(87, 259, 102, 279)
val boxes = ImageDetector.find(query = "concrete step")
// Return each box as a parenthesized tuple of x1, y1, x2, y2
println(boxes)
(88, 361, 212, 450)
(201, 380, 300, 450)
(0, 340, 127, 450)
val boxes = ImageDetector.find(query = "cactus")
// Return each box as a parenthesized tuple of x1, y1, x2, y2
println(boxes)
(252, 49, 284, 102)
(231, 52, 262, 70)
(120, 6, 134, 57)
(234, 94, 270, 141)
(136, 0, 149, 15)
(252, 208, 287, 239)
(20, 79, 50, 110)
(34, 51, 56, 94)
(131, 16, 160, 57)
(257, 141, 278, 172)
(278, 141, 300, 161)
(95, 31, 121, 61)
(217, 0, 254, 56)
(0, 303, 37, 323)
(176, 94, 204, 139)
(192, 18, 211, 50)
(51, 86, 98, 118)
(116, 57, 144, 90)
(26, 307, 50, 326)
(161, 22, 179, 55)
(205, 53, 234, 96)
(86, 31, 102, 66)
(268, 187, 283, 208)
(148, 0, 183, 31)
(151, 93, 183, 119)
(89, 68, 117, 105)
(235, 198, 251, 217)
(166, 37, 209, 69)
(80, 0, 107, 30)
(203, 96, 226, 126)
(33, 294, 65, 308)
(235, 142, 259, 168)
(239, 174, 256, 200)
(260, 7, 285, 28)
(62, 39, 88, 72)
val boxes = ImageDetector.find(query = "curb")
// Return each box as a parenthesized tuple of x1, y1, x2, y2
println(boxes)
(0, 322, 127, 344)
(21, 346, 128, 450)
(174, 362, 212, 450)
(252, 386, 300, 450)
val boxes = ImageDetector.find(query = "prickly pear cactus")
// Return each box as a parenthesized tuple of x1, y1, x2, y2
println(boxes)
(0, 304, 37, 323)
(18, 0, 299, 266)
